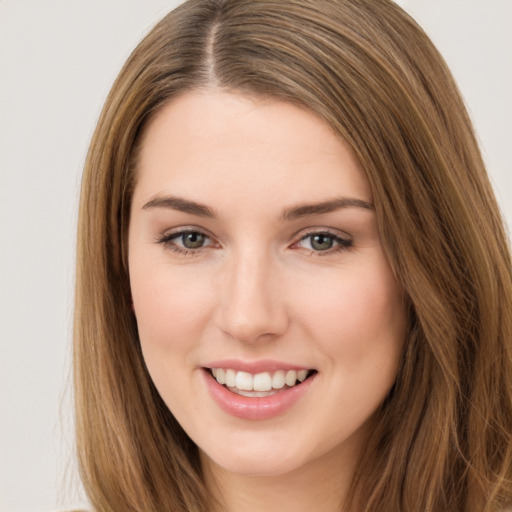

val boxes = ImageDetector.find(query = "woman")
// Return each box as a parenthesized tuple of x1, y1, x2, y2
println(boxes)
(74, 0, 512, 510)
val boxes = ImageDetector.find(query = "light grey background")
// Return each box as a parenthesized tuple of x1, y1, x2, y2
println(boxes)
(0, 1, 510, 511)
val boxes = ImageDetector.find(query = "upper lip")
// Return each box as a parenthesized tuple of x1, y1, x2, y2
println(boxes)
(203, 359, 314, 374)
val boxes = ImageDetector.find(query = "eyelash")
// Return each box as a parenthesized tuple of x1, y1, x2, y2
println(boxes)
(294, 230, 353, 255)
(156, 229, 215, 256)
(156, 228, 353, 256)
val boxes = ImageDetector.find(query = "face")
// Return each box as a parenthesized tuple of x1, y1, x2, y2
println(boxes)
(128, 90, 407, 480)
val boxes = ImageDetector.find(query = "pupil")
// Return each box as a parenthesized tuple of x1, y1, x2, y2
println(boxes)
(311, 234, 333, 251)
(183, 232, 204, 249)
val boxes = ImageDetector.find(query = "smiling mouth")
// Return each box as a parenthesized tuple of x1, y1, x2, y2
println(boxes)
(207, 368, 317, 397)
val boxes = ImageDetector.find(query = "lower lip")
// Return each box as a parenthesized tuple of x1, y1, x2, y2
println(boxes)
(202, 369, 316, 421)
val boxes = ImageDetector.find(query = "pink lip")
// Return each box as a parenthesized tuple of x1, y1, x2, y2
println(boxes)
(202, 367, 317, 421)
(204, 358, 311, 373)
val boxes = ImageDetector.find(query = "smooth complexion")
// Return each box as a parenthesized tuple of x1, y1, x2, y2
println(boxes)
(128, 91, 407, 511)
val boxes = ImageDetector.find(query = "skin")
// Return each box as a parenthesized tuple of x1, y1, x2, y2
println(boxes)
(128, 90, 408, 512)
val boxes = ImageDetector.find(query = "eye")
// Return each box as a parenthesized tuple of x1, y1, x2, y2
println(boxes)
(157, 229, 214, 253)
(296, 231, 352, 253)
(173, 231, 209, 249)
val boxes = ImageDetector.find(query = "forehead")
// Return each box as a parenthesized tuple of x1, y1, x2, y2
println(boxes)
(133, 90, 372, 210)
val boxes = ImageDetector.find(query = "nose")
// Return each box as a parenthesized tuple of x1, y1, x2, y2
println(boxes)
(214, 248, 289, 344)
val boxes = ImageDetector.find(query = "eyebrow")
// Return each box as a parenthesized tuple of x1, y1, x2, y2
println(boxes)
(281, 197, 374, 221)
(142, 195, 216, 218)
(142, 195, 374, 220)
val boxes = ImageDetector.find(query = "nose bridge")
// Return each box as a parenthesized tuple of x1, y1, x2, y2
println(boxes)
(216, 243, 287, 343)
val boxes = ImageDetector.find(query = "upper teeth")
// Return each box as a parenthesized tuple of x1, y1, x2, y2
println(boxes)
(211, 368, 309, 392)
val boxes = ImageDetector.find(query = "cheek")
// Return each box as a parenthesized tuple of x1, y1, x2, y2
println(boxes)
(299, 257, 407, 367)
(129, 263, 216, 416)
(130, 262, 215, 354)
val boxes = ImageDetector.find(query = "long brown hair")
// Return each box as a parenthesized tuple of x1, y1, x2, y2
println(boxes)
(74, 1, 512, 510)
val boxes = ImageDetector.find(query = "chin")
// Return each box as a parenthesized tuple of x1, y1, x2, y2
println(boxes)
(199, 433, 310, 478)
